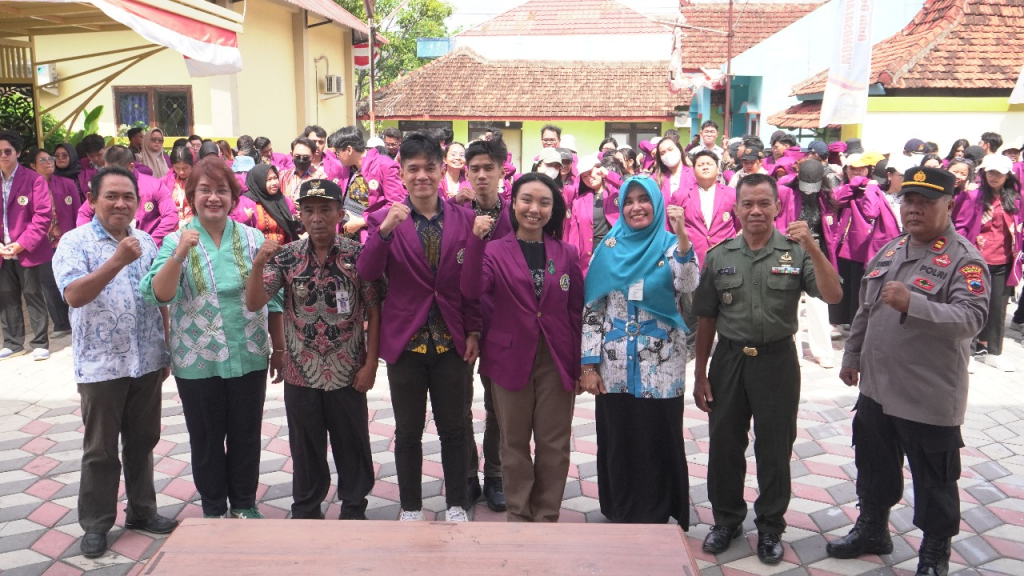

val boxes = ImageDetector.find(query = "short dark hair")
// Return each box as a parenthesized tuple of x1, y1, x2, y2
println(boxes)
(169, 145, 194, 166)
(0, 130, 24, 154)
(509, 172, 566, 240)
(599, 137, 618, 151)
(328, 126, 366, 153)
(486, 127, 503, 142)
(777, 135, 798, 148)
(736, 173, 779, 201)
(465, 139, 508, 165)
(253, 136, 271, 151)
(126, 127, 144, 139)
(398, 132, 444, 165)
(700, 120, 719, 131)
(438, 127, 454, 146)
(303, 125, 327, 139)
(981, 132, 1003, 152)
(188, 134, 202, 142)
(290, 137, 316, 153)
(541, 124, 562, 138)
(924, 141, 939, 154)
(691, 149, 720, 165)
(382, 127, 402, 140)
(89, 165, 138, 200)
(664, 129, 681, 142)
(81, 134, 106, 154)
(185, 157, 242, 210)
(172, 138, 188, 148)
(236, 135, 254, 153)
(104, 145, 135, 168)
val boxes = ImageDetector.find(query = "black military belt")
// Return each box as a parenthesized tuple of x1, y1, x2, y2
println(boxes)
(719, 336, 793, 357)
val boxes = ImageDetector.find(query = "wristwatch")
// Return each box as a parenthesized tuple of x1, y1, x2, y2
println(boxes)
(171, 253, 185, 265)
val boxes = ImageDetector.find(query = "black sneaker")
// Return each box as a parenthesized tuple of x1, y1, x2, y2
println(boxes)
(483, 477, 507, 512)
(80, 533, 108, 558)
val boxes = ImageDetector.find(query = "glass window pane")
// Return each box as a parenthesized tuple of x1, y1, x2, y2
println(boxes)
(156, 91, 189, 137)
(117, 92, 150, 127)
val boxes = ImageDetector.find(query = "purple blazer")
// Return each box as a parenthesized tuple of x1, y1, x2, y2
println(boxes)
(340, 148, 407, 215)
(564, 184, 619, 277)
(270, 152, 294, 172)
(667, 181, 739, 267)
(2, 167, 53, 267)
(76, 170, 178, 247)
(46, 175, 82, 246)
(953, 188, 1024, 286)
(832, 180, 883, 264)
(659, 167, 697, 203)
(776, 180, 838, 266)
(461, 233, 583, 392)
(357, 201, 481, 364)
(77, 163, 98, 198)
(446, 195, 514, 243)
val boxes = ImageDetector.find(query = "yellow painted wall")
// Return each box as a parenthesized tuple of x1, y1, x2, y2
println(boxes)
(32, 0, 356, 148)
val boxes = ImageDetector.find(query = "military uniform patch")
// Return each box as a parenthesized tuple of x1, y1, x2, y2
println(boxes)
(867, 269, 885, 279)
(884, 249, 896, 258)
(933, 254, 951, 268)
(930, 237, 946, 252)
(913, 278, 935, 291)
(959, 264, 986, 294)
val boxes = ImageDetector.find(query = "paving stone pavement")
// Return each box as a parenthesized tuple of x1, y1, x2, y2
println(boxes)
(4, 321, 1024, 576)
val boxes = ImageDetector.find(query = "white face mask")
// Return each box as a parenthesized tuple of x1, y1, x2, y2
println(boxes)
(542, 167, 560, 179)
(662, 149, 682, 169)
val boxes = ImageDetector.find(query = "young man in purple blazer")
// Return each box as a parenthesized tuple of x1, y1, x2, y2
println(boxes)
(357, 133, 480, 523)
(0, 130, 54, 361)
(448, 139, 513, 512)
(329, 126, 406, 240)
(75, 146, 178, 247)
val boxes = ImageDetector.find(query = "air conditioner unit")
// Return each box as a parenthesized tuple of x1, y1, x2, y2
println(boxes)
(324, 74, 344, 95)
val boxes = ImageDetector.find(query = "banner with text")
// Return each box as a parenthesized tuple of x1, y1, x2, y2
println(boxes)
(819, 0, 874, 127)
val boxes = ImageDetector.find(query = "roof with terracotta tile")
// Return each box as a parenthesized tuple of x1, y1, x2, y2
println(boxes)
(679, 2, 824, 68)
(792, 0, 1024, 95)
(458, 0, 668, 36)
(357, 48, 688, 120)
(766, 100, 838, 128)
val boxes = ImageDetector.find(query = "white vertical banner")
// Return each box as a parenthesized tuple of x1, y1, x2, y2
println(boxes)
(819, 0, 874, 127)
(1010, 67, 1024, 104)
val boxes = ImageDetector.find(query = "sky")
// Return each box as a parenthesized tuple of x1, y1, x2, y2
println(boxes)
(444, 0, 682, 32)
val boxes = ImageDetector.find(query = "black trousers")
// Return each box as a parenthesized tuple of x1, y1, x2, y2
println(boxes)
(387, 348, 467, 511)
(78, 370, 163, 533)
(284, 383, 374, 519)
(707, 337, 800, 535)
(176, 369, 267, 516)
(39, 260, 70, 332)
(465, 370, 502, 479)
(853, 393, 963, 538)
(977, 263, 1010, 356)
(0, 258, 49, 350)
(829, 257, 865, 325)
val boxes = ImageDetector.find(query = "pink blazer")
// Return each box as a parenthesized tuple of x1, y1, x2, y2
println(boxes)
(47, 175, 82, 245)
(461, 233, 583, 392)
(2, 167, 53, 267)
(832, 181, 883, 264)
(76, 170, 178, 246)
(667, 181, 739, 267)
(357, 201, 481, 364)
(564, 184, 619, 277)
(339, 148, 407, 215)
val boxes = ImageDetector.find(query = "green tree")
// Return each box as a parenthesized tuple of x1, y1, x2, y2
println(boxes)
(335, 0, 454, 99)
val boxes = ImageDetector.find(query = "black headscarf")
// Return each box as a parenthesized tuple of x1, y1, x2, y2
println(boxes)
(198, 141, 220, 160)
(53, 143, 80, 180)
(245, 163, 301, 243)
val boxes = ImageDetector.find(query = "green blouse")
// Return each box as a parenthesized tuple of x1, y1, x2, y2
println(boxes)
(141, 218, 281, 380)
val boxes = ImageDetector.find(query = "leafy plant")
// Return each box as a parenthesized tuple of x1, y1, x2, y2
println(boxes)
(0, 91, 68, 164)
(68, 105, 104, 146)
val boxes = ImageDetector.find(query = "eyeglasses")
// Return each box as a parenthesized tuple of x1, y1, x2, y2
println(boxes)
(195, 188, 232, 197)
(293, 155, 311, 162)
(150, 138, 165, 143)
(541, 138, 558, 144)
(54, 153, 69, 160)
(0, 149, 16, 157)
(35, 157, 54, 164)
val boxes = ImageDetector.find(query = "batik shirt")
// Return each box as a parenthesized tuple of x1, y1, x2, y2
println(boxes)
(263, 236, 385, 390)
(406, 199, 453, 354)
(53, 219, 169, 383)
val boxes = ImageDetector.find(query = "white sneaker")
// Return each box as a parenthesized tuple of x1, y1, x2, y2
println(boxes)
(0, 348, 27, 360)
(816, 356, 835, 369)
(399, 510, 424, 521)
(982, 353, 1016, 372)
(32, 349, 50, 361)
(445, 506, 468, 522)
(968, 355, 977, 374)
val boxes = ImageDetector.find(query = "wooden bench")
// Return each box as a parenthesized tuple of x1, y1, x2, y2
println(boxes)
(142, 518, 701, 575)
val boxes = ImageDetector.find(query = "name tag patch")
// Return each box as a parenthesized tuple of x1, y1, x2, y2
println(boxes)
(918, 264, 948, 280)
(716, 266, 736, 275)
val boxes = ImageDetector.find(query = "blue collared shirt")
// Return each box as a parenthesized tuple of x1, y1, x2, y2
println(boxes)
(53, 218, 170, 383)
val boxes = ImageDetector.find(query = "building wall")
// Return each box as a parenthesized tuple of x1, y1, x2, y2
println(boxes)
(860, 98, 1024, 153)
(456, 34, 672, 61)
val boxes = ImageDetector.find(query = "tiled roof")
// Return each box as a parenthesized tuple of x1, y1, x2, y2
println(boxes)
(792, 0, 1023, 95)
(358, 48, 689, 120)
(766, 100, 838, 129)
(680, 2, 823, 68)
(458, 0, 667, 36)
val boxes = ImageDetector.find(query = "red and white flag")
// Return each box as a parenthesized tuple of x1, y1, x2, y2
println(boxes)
(91, 0, 242, 77)
(354, 43, 381, 70)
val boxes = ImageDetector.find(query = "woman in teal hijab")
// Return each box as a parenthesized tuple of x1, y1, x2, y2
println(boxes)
(579, 175, 698, 526)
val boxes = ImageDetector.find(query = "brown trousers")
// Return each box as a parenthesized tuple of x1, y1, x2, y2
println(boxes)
(491, 336, 574, 522)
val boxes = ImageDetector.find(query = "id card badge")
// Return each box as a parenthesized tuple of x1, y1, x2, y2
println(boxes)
(628, 280, 644, 301)
(336, 289, 352, 315)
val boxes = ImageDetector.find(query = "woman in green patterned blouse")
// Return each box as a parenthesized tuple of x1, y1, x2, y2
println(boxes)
(142, 157, 283, 519)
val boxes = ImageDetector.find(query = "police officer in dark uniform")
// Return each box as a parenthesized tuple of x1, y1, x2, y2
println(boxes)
(692, 173, 843, 564)
(828, 167, 989, 576)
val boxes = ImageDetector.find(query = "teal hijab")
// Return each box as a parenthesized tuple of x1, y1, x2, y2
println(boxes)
(584, 176, 686, 331)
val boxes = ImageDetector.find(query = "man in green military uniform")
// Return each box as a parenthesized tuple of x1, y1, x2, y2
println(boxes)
(692, 173, 843, 564)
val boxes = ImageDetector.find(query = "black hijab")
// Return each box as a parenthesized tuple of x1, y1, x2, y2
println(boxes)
(198, 141, 220, 160)
(54, 143, 81, 180)
(245, 164, 301, 243)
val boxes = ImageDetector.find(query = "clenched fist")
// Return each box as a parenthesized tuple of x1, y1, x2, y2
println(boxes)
(473, 215, 495, 239)
(254, 239, 282, 267)
(113, 236, 142, 267)
(881, 281, 911, 313)
(786, 220, 816, 253)
(175, 229, 200, 260)
(380, 202, 411, 237)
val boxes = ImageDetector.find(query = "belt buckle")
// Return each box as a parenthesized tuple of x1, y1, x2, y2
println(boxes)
(625, 321, 641, 336)
(742, 346, 759, 357)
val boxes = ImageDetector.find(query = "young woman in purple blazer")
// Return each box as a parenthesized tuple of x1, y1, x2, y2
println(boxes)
(461, 172, 584, 522)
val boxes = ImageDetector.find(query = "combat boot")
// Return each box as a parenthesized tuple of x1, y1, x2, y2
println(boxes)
(915, 534, 951, 576)
(825, 503, 893, 559)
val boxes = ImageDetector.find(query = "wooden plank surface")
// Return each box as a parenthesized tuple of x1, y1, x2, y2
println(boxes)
(142, 518, 701, 576)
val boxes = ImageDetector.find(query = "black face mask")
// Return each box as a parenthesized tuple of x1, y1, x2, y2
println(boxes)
(293, 157, 311, 174)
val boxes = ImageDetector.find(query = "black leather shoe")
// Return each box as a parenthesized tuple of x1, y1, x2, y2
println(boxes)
(826, 503, 893, 559)
(702, 524, 743, 553)
(757, 532, 784, 565)
(124, 513, 179, 534)
(80, 533, 108, 558)
(916, 534, 951, 576)
(466, 477, 483, 508)
(483, 477, 507, 512)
